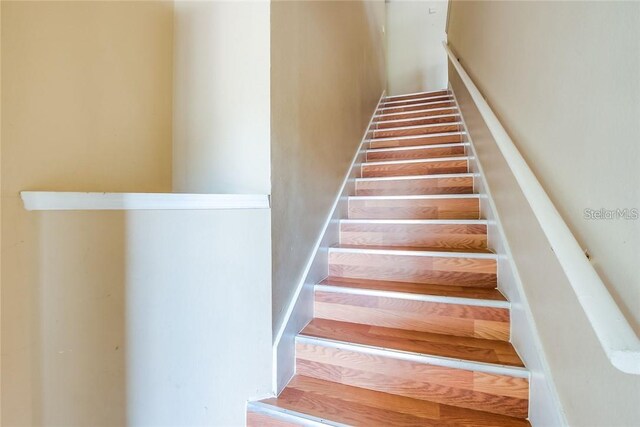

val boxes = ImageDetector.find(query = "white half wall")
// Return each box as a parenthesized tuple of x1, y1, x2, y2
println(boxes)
(124, 209, 272, 426)
(32, 209, 272, 426)
(386, 0, 448, 95)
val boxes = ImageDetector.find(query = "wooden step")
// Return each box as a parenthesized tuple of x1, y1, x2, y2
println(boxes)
(295, 332, 529, 418)
(369, 132, 465, 149)
(348, 194, 480, 220)
(367, 143, 467, 162)
(252, 375, 530, 426)
(302, 319, 519, 365)
(355, 173, 474, 196)
(381, 95, 453, 108)
(375, 113, 461, 129)
(362, 157, 469, 178)
(379, 100, 456, 115)
(373, 123, 463, 139)
(375, 107, 459, 122)
(385, 89, 450, 102)
(339, 219, 487, 250)
(246, 408, 301, 427)
(328, 245, 497, 287)
(314, 279, 510, 340)
(319, 277, 507, 301)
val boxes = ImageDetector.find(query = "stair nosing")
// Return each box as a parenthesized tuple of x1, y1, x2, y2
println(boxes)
(378, 99, 456, 112)
(373, 121, 463, 133)
(329, 245, 496, 259)
(362, 156, 470, 166)
(385, 89, 449, 100)
(315, 283, 510, 309)
(355, 172, 478, 182)
(296, 335, 529, 378)
(248, 401, 348, 427)
(370, 131, 466, 143)
(339, 218, 487, 225)
(348, 194, 480, 200)
(374, 107, 459, 119)
(373, 113, 461, 126)
(381, 96, 454, 107)
(366, 142, 468, 153)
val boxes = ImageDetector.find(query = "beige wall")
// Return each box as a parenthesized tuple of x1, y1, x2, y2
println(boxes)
(173, 0, 270, 194)
(1, 1, 173, 425)
(448, 0, 640, 332)
(386, 0, 448, 95)
(270, 0, 386, 334)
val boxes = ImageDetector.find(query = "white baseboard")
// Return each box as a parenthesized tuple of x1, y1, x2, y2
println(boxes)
(448, 82, 567, 426)
(271, 90, 386, 394)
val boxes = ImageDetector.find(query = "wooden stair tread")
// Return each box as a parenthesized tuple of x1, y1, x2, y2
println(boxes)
(385, 90, 450, 101)
(335, 243, 495, 254)
(300, 318, 525, 367)
(258, 375, 530, 427)
(249, 90, 530, 425)
(319, 276, 507, 301)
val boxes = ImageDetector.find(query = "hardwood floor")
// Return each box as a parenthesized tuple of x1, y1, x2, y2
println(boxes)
(361, 158, 469, 178)
(370, 133, 465, 149)
(375, 114, 461, 128)
(249, 376, 529, 427)
(381, 94, 453, 107)
(366, 144, 467, 161)
(348, 195, 480, 220)
(248, 89, 531, 426)
(373, 123, 462, 138)
(339, 220, 488, 249)
(355, 174, 474, 196)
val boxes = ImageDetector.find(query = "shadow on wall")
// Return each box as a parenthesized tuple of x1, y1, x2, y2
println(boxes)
(37, 212, 128, 426)
(8, 208, 272, 426)
(270, 0, 387, 340)
(1, 1, 272, 425)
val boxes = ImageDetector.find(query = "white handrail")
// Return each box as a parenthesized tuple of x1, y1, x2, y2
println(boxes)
(443, 42, 640, 375)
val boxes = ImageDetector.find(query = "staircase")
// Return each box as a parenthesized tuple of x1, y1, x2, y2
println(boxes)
(248, 90, 531, 426)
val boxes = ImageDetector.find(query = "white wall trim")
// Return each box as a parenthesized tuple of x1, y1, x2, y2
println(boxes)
(447, 59, 567, 426)
(271, 90, 386, 394)
(21, 192, 270, 211)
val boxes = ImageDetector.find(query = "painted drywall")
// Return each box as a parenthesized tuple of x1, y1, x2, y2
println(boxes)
(172, 0, 270, 194)
(447, 1, 640, 333)
(386, 0, 448, 95)
(452, 79, 566, 426)
(124, 209, 272, 426)
(1, 1, 173, 425)
(270, 0, 386, 337)
(449, 61, 640, 427)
